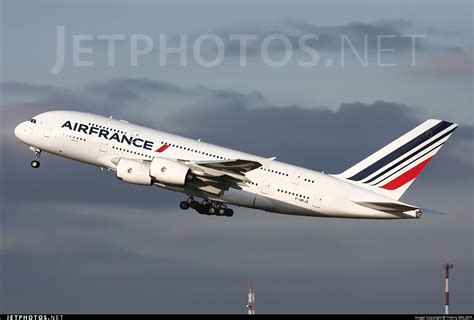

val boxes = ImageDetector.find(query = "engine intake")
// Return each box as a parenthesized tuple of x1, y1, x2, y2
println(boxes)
(150, 158, 192, 186)
(116, 158, 152, 186)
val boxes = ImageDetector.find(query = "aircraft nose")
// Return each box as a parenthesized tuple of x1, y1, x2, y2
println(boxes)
(14, 122, 25, 140)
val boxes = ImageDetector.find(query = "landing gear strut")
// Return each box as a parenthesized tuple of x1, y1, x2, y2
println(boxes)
(30, 148, 41, 169)
(178, 197, 234, 217)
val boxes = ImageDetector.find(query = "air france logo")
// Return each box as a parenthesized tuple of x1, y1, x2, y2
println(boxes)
(61, 121, 155, 151)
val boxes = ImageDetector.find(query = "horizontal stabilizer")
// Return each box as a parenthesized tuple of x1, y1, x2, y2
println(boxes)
(353, 200, 420, 213)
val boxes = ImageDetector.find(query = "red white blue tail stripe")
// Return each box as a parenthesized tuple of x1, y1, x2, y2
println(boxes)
(337, 119, 458, 200)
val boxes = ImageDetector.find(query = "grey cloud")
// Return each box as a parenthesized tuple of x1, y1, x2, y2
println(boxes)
(164, 99, 472, 185)
(84, 78, 264, 111)
(0, 81, 65, 96)
(402, 47, 474, 79)
(1, 194, 473, 313)
(2, 78, 472, 188)
(102, 19, 450, 61)
(1, 78, 472, 313)
(85, 78, 185, 103)
(213, 19, 430, 57)
(2, 79, 474, 206)
(370, 18, 464, 39)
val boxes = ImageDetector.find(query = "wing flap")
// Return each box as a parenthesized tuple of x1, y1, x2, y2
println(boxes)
(192, 159, 262, 173)
(186, 158, 262, 183)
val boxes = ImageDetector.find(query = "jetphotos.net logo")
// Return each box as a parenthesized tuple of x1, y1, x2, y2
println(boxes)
(49, 26, 426, 74)
(4, 315, 63, 320)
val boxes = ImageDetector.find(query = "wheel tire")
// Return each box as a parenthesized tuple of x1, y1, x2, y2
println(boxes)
(196, 205, 205, 214)
(217, 208, 226, 216)
(224, 209, 234, 217)
(31, 160, 40, 168)
(190, 201, 199, 209)
(179, 201, 190, 210)
(197, 205, 208, 215)
(208, 207, 216, 215)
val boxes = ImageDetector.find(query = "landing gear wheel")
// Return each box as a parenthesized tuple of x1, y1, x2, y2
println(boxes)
(208, 206, 216, 215)
(179, 201, 190, 210)
(224, 209, 234, 217)
(217, 208, 226, 216)
(196, 205, 208, 215)
(31, 160, 40, 168)
(190, 201, 199, 209)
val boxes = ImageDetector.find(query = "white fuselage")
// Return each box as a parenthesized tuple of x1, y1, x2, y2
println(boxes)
(14, 110, 419, 219)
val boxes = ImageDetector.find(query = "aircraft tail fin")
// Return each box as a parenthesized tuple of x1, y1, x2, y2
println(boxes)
(335, 119, 458, 200)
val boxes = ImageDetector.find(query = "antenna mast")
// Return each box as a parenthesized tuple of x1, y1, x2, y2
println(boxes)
(247, 284, 255, 315)
(442, 260, 454, 314)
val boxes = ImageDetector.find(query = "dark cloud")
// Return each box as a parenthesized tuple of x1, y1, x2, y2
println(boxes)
(213, 19, 430, 58)
(1, 79, 472, 199)
(1, 78, 473, 313)
(2, 78, 471, 188)
(163, 100, 472, 186)
(120, 19, 447, 62)
(85, 78, 185, 104)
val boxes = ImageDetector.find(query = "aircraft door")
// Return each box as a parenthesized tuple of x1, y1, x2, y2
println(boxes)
(291, 171, 301, 184)
(43, 126, 52, 138)
(100, 139, 108, 152)
(261, 181, 271, 194)
(312, 195, 322, 208)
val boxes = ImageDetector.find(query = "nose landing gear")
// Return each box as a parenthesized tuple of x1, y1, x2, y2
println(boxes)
(30, 148, 42, 169)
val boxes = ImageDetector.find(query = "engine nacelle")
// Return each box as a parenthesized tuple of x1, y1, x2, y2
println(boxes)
(150, 157, 191, 186)
(116, 158, 152, 186)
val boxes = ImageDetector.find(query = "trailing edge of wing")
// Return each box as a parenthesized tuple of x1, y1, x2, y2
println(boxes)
(186, 159, 263, 183)
(190, 159, 263, 173)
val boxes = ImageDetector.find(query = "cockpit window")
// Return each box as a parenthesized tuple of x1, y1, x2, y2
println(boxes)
(30, 118, 37, 123)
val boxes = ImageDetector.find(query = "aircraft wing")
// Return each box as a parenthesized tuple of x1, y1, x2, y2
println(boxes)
(186, 159, 262, 183)
(105, 156, 263, 195)
(192, 159, 262, 172)
(178, 159, 262, 195)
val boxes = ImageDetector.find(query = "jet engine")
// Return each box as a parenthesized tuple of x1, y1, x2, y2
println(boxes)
(116, 158, 153, 186)
(150, 158, 193, 186)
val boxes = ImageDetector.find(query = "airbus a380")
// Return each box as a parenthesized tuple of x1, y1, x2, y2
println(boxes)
(14, 110, 458, 219)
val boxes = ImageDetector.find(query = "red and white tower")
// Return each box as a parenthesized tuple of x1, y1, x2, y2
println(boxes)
(247, 284, 255, 315)
(443, 261, 454, 314)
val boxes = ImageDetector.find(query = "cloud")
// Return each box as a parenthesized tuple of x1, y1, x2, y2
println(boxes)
(0, 81, 64, 96)
(93, 19, 451, 63)
(211, 19, 432, 58)
(1, 78, 472, 313)
(0, 78, 474, 206)
(1, 195, 473, 313)
(403, 47, 474, 78)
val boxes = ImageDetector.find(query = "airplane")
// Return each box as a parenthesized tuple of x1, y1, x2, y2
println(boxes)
(14, 110, 458, 219)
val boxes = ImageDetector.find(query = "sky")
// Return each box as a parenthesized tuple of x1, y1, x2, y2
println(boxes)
(0, 0, 473, 314)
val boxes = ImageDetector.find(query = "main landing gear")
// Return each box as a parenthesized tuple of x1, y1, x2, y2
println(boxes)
(30, 148, 42, 169)
(179, 197, 234, 217)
